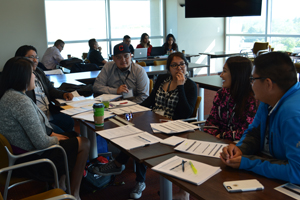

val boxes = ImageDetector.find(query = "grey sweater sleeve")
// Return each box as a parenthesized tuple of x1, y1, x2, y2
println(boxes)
(1, 90, 58, 151)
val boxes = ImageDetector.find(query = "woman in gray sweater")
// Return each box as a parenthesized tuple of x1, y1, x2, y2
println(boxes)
(0, 57, 90, 200)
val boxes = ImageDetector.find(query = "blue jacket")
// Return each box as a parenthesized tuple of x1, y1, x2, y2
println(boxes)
(237, 82, 300, 184)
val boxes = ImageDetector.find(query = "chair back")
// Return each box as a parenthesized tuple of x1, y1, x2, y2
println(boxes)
(252, 42, 269, 56)
(149, 79, 153, 95)
(82, 53, 88, 60)
(0, 134, 12, 169)
(191, 96, 202, 118)
(153, 60, 167, 66)
(136, 61, 146, 67)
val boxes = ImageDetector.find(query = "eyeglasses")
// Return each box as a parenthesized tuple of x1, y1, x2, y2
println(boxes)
(25, 56, 39, 60)
(170, 62, 186, 68)
(115, 53, 130, 60)
(249, 76, 266, 84)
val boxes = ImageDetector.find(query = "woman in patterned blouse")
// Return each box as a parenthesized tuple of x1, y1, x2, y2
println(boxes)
(141, 52, 197, 120)
(204, 56, 258, 141)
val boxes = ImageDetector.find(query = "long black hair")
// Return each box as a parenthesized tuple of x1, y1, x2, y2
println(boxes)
(140, 33, 150, 46)
(226, 56, 254, 119)
(0, 57, 33, 99)
(15, 45, 37, 57)
(163, 34, 178, 52)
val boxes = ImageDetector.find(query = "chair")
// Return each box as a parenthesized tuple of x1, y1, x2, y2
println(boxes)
(182, 96, 201, 121)
(241, 42, 269, 58)
(0, 133, 72, 200)
(136, 61, 146, 66)
(149, 79, 153, 95)
(153, 60, 167, 66)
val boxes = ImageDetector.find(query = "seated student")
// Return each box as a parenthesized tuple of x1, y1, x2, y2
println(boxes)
(87, 38, 107, 66)
(141, 52, 197, 119)
(220, 52, 300, 184)
(123, 35, 134, 54)
(0, 57, 90, 200)
(204, 56, 257, 140)
(93, 43, 149, 104)
(162, 34, 178, 54)
(15, 45, 74, 133)
(41, 39, 65, 70)
(136, 33, 152, 57)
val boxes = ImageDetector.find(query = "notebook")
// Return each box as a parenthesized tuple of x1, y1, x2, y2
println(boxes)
(134, 48, 148, 59)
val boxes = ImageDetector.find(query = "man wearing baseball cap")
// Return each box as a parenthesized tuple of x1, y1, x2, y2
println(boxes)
(93, 42, 149, 103)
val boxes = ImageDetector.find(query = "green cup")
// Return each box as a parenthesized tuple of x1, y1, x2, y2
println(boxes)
(93, 103, 104, 127)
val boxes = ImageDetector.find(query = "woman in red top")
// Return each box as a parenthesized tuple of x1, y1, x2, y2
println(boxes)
(136, 33, 152, 56)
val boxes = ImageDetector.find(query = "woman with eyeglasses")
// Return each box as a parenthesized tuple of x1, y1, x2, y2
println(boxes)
(204, 56, 258, 141)
(141, 52, 197, 119)
(0, 57, 89, 200)
(136, 33, 153, 57)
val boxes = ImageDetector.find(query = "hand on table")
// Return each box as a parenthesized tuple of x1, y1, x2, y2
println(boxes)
(117, 84, 129, 94)
(63, 93, 73, 101)
(51, 133, 69, 141)
(219, 144, 243, 168)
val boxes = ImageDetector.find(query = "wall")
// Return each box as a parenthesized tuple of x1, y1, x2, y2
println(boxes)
(0, 0, 48, 71)
(166, 0, 225, 75)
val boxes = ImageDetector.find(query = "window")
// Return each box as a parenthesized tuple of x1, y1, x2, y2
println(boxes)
(45, 0, 164, 59)
(226, 0, 300, 53)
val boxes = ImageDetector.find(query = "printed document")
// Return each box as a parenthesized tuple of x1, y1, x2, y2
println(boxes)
(110, 104, 151, 115)
(150, 120, 198, 134)
(96, 125, 142, 140)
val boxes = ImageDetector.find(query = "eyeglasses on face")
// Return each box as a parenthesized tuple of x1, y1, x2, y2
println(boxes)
(249, 76, 266, 84)
(25, 55, 39, 60)
(170, 62, 186, 68)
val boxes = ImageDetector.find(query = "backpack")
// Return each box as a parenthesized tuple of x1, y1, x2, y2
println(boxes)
(80, 155, 115, 194)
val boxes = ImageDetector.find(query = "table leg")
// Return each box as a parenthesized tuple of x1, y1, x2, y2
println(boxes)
(199, 87, 204, 121)
(79, 121, 87, 138)
(207, 55, 211, 76)
(160, 176, 172, 200)
(87, 128, 98, 160)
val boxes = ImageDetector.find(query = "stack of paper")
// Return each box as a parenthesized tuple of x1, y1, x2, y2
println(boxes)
(175, 139, 226, 158)
(109, 100, 136, 107)
(96, 125, 142, 140)
(152, 156, 221, 185)
(110, 104, 151, 115)
(150, 120, 198, 134)
(160, 136, 186, 146)
(95, 94, 122, 101)
(44, 69, 64, 75)
(56, 90, 86, 104)
(72, 110, 115, 122)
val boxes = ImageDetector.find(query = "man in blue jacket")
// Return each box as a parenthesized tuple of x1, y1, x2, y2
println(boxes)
(220, 52, 300, 184)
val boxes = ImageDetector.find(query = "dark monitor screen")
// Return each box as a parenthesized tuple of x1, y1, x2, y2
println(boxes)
(185, 0, 262, 18)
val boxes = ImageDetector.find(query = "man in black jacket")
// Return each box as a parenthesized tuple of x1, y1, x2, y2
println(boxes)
(15, 45, 74, 132)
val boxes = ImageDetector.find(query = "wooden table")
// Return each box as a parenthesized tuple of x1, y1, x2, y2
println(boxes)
(199, 51, 246, 76)
(144, 131, 291, 200)
(190, 75, 222, 120)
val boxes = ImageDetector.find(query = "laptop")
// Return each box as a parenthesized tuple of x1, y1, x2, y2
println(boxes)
(134, 48, 148, 59)
(150, 46, 165, 57)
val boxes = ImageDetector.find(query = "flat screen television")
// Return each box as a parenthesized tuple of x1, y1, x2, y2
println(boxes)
(185, 0, 262, 18)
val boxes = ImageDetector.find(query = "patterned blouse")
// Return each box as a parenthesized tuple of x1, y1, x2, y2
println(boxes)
(204, 88, 257, 141)
(153, 76, 179, 119)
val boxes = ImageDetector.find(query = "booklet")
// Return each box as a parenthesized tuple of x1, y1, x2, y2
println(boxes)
(96, 125, 142, 140)
(152, 155, 221, 185)
(150, 120, 199, 134)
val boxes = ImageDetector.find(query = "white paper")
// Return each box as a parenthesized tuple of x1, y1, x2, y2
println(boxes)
(44, 69, 64, 75)
(109, 100, 136, 107)
(122, 89, 134, 99)
(95, 94, 122, 101)
(111, 132, 162, 150)
(96, 125, 143, 140)
(175, 139, 226, 158)
(72, 110, 115, 122)
(61, 107, 91, 116)
(275, 183, 300, 199)
(150, 120, 198, 134)
(66, 99, 100, 108)
(109, 104, 150, 115)
(152, 156, 221, 185)
(160, 136, 186, 146)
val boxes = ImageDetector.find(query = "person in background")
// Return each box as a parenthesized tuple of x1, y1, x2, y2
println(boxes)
(204, 56, 257, 141)
(123, 35, 134, 54)
(0, 57, 90, 200)
(15, 45, 74, 133)
(93, 43, 149, 104)
(136, 33, 152, 57)
(87, 38, 107, 66)
(162, 34, 178, 54)
(141, 52, 197, 120)
(221, 52, 300, 185)
(41, 39, 65, 70)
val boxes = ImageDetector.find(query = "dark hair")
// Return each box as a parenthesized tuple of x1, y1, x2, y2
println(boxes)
(166, 52, 189, 71)
(140, 33, 150, 46)
(15, 45, 37, 57)
(226, 56, 254, 118)
(88, 38, 97, 49)
(163, 34, 178, 52)
(54, 39, 65, 47)
(123, 35, 131, 40)
(254, 52, 297, 92)
(0, 57, 33, 99)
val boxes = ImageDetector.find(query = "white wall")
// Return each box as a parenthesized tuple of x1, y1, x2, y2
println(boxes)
(0, 0, 48, 71)
(166, 0, 225, 75)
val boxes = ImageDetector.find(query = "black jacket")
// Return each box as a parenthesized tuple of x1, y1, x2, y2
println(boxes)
(141, 74, 197, 120)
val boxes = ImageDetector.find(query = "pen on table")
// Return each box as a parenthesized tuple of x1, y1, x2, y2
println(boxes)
(182, 160, 185, 172)
(189, 161, 197, 174)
